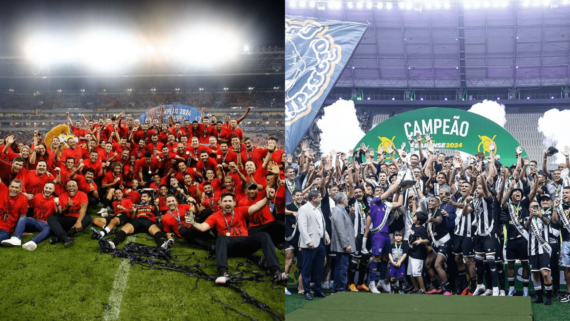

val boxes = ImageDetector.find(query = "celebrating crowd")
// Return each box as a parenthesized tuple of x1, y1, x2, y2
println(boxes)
(0, 106, 287, 285)
(285, 134, 570, 305)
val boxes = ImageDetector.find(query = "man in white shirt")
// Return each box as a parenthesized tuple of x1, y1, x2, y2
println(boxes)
(298, 190, 330, 300)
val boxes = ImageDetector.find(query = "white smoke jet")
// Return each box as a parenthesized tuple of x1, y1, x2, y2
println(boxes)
(317, 99, 365, 155)
(467, 99, 507, 127)
(538, 108, 570, 164)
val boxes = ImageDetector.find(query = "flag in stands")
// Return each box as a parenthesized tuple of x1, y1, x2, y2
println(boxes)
(285, 15, 367, 154)
(139, 104, 202, 124)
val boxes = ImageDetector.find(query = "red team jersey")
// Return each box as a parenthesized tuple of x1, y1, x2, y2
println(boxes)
(205, 206, 250, 237)
(58, 191, 88, 218)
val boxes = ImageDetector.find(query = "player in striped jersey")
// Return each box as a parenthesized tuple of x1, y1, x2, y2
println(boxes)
(452, 180, 477, 295)
(525, 200, 553, 305)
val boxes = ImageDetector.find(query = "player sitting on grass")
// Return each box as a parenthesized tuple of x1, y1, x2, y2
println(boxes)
(91, 189, 134, 238)
(2, 181, 57, 250)
(186, 187, 286, 285)
(96, 191, 173, 250)
(388, 230, 408, 294)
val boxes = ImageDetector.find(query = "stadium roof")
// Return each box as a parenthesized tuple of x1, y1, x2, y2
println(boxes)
(286, 1, 570, 88)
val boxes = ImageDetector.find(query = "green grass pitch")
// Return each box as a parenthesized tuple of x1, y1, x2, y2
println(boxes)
(0, 210, 285, 321)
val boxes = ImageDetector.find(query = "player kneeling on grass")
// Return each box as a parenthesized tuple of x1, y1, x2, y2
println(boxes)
(2, 181, 57, 250)
(388, 230, 408, 294)
(187, 188, 286, 285)
(97, 191, 172, 250)
(91, 189, 133, 238)
(47, 180, 92, 248)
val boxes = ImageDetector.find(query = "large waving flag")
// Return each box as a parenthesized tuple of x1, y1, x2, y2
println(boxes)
(285, 16, 367, 154)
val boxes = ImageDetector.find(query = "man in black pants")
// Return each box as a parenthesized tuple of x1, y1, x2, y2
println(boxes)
(48, 181, 92, 248)
(162, 195, 214, 250)
(98, 191, 172, 250)
(188, 188, 285, 285)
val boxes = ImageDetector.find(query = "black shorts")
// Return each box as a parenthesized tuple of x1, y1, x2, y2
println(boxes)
(106, 213, 129, 226)
(435, 239, 453, 260)
(129, 217, 156, 234)
(494, 236, 504, 262)
(452, 235, 475, 257)
(506, 237, 529, 262)
(475, 235, 496, 255)
(530, 252, 551, 272)
(285, 233, 299, 252)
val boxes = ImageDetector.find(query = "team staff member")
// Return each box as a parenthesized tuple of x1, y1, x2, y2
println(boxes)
(187, 187, 285, 286)
(298, 190, 331, 300)
(47, 180, 92, 248)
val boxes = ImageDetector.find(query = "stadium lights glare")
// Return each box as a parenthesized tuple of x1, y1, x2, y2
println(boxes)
(367, 2, 373, 8)
(223, 87, 229, 91)
(465, 2, 471, 8)
(310, 1, 316, 8)
(399, 1, 405, 8)
(483, 1, 490, 7)
(244, 45, 249, 52)
(533, 0, 540, 6)
(299, 1, 306, 7)
(248, 87, 254, 90)
(57, 89, 62, 92)
(81, 89, 85, 92)
(406, 2, 414, 9)
(9, 89, 14, 92)
(175, 88, 180, 91)
(378, 2, 384, 8)
(357, 2, 363, 8)
(435, 2, 441, 8)
(543, 0, 550, 5)
(386, 2, 393, 8)
(274, 87, 280, 89)
(348, 2, 354, 8)
(290, 1, 297, 7)
(426, 2, 433, 8)
(501, 1, 507, 6)
(444, 1, 450, 7)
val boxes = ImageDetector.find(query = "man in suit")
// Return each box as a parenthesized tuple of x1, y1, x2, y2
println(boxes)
(330, 192, 356, 293)
(298, 189, 330, 300)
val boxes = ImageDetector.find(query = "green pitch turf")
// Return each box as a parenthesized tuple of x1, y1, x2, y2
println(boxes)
(286, 288, 570, 321)
(286, 292, 532, 321)
(0, 210, 285, 320)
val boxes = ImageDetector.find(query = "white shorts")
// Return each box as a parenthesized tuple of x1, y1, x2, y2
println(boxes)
(407, 257, 424, 277)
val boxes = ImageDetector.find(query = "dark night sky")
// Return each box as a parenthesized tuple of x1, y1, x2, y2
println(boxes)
(0, 0, 284, 53)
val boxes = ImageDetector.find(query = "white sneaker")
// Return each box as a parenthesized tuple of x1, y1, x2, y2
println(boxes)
(481, 289, 493, 296)
(321, 282, 330, 290)
(285, 288, 291, 295)
(377, 279, 391, 292)
(101, 211, 108, 218)
(22, 241, 37, 251)
(492, 287, 499, 296)
(1, 236, 21, 247)
(369, 282, 380, 293)
(473, 284, 486, 296)
(361, 247, 370, 255)
(97, 208, 107, 214)
(216, 274, 230, 285)
(499, 290, 506, 297)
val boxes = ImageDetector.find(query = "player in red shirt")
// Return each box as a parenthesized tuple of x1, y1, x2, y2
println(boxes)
(199, 182, 221, 215)
(101, 162, 123, 206)
(196, 150, 218, 180)
(0, 157, 28, 193)
(92, 189, 133, 238)
(162, 195, 213, 250)
(217, 142, 238, 172)
(189, 187, 285, 285)
(135, 152, 160, 187)
(96, 190, 171, 250)
(145, 134, 164, 156)
(47, 180, 91, 248)
(1, 181, 58, 250)
(59, 137, 84, 166)
(228, 119, 244, 142)
(24, 160, 56, 198)
(239, 182, 284, 247)
(74, 169, 99, 208)
(0, 178, 29, 242)
(241, 137, 267, 169)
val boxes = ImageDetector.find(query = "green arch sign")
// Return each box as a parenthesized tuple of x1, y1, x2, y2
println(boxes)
(355, 107, 527, 166)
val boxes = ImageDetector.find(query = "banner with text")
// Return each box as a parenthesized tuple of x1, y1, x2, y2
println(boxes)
(355, 107, 527, 166)
(138, 104, 202, 125)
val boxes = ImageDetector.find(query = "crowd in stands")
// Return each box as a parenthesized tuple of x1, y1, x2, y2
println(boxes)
(0, 91, 284, 111)
(0, 106, 287, 286)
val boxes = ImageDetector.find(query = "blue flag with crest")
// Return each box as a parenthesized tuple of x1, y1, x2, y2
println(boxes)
(285, 16, 367, 154)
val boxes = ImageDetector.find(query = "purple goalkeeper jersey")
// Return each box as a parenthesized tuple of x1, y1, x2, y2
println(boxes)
(370, 196, 393, 234)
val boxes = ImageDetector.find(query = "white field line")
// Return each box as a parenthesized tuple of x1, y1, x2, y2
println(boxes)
(103, 235, 135, 321)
